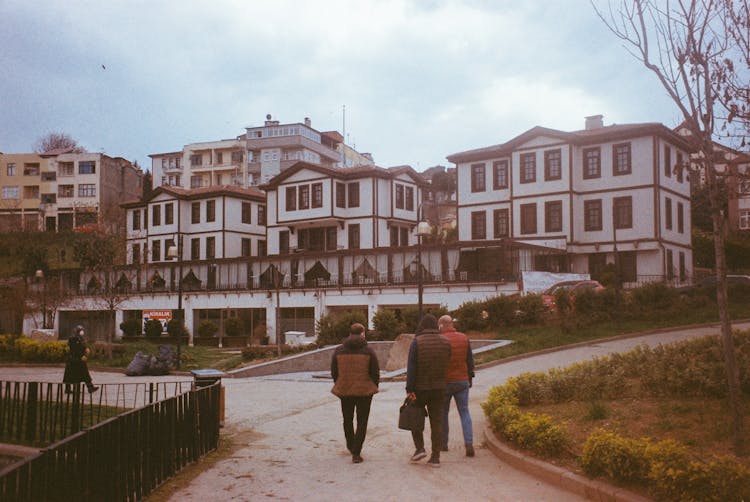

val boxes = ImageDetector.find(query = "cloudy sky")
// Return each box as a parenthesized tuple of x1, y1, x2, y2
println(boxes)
(0, 0, 685, 172)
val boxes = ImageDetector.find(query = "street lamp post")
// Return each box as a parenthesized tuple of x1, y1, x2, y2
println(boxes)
(35, 269, 47, 329)
(167, 236, 183, 370)
(415, 206, 432, 324)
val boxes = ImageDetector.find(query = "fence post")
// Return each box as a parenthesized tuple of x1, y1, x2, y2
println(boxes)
(25, 382, 38, 443)
(149, 382, 155, 404)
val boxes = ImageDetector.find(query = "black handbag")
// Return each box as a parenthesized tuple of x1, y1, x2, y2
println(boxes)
(398, 397, 426, 431)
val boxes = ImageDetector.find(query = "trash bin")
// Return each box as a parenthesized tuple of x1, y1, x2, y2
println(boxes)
(191, 369, 226, 427)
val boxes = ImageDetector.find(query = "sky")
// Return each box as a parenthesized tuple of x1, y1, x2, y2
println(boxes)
(0, 0, 686, 173)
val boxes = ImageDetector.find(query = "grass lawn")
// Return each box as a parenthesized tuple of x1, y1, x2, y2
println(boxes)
(90, 340, 244, 372)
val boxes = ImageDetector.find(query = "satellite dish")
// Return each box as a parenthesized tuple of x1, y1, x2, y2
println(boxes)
(266, 114, 272, 120)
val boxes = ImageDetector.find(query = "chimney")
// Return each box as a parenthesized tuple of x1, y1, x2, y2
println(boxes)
(304, 117, 311, 127)
(585, 115, 604, 130)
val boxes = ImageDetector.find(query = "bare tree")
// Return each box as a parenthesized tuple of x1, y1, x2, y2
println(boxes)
(33, 132, 86, 153)
(594, 0, 745, 453)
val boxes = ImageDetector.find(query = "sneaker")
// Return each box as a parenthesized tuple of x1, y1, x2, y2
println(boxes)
(410, 449, 427, 462)
(427, 456, 441, 468)
(87, 385, 99, 394)
(465, 444, 475, 457)
(352, 454, 363, 464)
(440, 445, 448, 452)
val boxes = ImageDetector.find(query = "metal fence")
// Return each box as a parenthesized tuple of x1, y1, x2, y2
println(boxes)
(0, 381, 220, 501)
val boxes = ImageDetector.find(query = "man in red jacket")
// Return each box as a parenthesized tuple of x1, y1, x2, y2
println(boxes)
(438, 315, 475, 457)
(331, 323, 380, 463)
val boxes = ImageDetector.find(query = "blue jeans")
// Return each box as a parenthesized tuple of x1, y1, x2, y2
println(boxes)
(442, 381, 473, 448)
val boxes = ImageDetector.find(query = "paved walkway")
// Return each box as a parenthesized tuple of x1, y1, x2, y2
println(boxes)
(2, 321, 747, 501)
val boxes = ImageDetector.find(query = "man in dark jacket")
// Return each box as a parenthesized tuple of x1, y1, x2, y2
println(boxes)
(331, 323, 380, 463)
(406, 314, 451, 467)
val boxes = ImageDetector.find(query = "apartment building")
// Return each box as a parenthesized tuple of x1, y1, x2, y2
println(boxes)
(150, 115, 374, 191)
(447, 115, 694, 284)
(0, 149, 142, 232)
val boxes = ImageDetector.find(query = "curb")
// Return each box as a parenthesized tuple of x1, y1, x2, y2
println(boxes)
(483, 426, 650, 502)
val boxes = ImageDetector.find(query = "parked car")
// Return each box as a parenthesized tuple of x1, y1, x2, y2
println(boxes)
(542, 280, 605, 312)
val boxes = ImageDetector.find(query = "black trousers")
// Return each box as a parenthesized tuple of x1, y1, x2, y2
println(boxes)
(411, 389, 445, 458)
(340, 396, 373, 455)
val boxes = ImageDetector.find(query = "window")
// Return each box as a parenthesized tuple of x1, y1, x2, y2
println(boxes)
(78, 161, 95, 175)
(679, 252, 686, 281)
(2, 186, 19, 199)
(41, 172, 56, 182)
(312, 183, 323, 208)
(677, 202, 684, 233)
(242, 202, 252, 224)
(258, 240, 267, 257)
(77, 184, 95, 197)
(23, 163, 40, 176)
(493, 160, 508, 189)
(400, 227, 408, 246)
(152, 204, 161, 226)
(471, 211, 486, 240)
(520, 153, 536, 183)
(664, 146, 672, 177)
(165, 203, 174, 225)
(395, 184, 404, 209)
(545, 200, 562, 232)
(390, 227, 399, 247)
(676, 152, 684, 182)
(583, 147, 601, 179)
(191, 202, 200, 224)
(206, 200, 215, 222)
(471, 163, 486, 192)
(348, 182, 360, 207)
(41, 193, 56, 204)
(620, 251, 637, 283)
(231, 151, 243, 163)
(405, 186, 414, 211)
(298, 185, 310, 210)
(258, 205, 266, 226)
(132, 244, 141, 264)
(665, 197, 673, 230)
(544, 150, 562, 181)
(613, 196, 632, 229)
(493, 208, 509, 238)
(190, 154, 202, 166)
(520, 203, 537, 234)
(349, 223, 360, 249)
(740, 210, 750, 230)
(613, 143, 631, 175)
(666, 249, 674, 280)
(57, 185, 73, 198)
(191, 238, 200, 260)
(6, 163, 15, 176)
(206, 237, 215, 259)
(58, 162, 74, 176)
(241, 238, 251, 257)
(336, 182, 346, 208)
(190, 176, 203, 188)
(216, 152, 223, 164)
(286, 186, 297, 211)
(132, 209, 141, 230)
(152, 240, 161, 262)
(584, 199, 602, 231)
(280, 230, 290, 254)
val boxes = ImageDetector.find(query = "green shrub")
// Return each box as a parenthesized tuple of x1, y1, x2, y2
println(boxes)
(13, 337, 68, 363)
(223, 317, 243, 337)
(372, 309, 403, 341)
(240, 344, 312, 360)
(144, 319, 164, 338)
(503, 412, 569, 456)
(119, 318, 142, 337)
(484, 295, 520, 326)
(649, 456, 750, 502)
(196, 320, 218, 338)
(316, 311, 367, 346)
(167, 319, 187, 338)
(453, 300, 489, 332)
(579, 429, 650, 484)
(516, 294, 545, 324)
(0, 334, 19, 356)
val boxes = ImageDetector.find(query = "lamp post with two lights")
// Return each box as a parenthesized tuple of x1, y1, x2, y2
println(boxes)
(166, 236, 183, 370)
(415, 205, 432, 324)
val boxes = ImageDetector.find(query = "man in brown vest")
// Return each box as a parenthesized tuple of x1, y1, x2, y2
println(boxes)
(331, 323, 380, 463)
(405, 313, 451, 467)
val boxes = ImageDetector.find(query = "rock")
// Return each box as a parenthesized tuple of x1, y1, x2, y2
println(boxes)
(385, 333, 415, 372)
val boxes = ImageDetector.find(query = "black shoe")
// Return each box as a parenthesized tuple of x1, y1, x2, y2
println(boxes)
(352, 454, 363, 463)
(87, 385, 99, 394)
(440, 445, 448, 452)
(428, 456, 440, 468)
(410, 449, 427, 462)
(465, 444, 475, 457)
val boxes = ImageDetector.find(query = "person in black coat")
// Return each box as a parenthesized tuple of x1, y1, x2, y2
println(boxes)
(63, 325, 99, 393)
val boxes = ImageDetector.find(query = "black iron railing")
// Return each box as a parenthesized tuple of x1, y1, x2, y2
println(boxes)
(0, 382, 220, 502)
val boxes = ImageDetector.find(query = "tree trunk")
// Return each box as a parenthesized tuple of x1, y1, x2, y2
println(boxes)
(707, 156, 745, 454)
